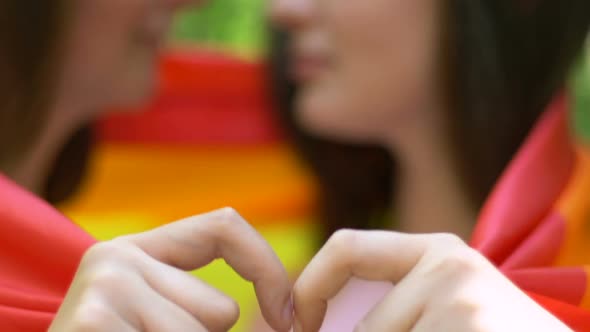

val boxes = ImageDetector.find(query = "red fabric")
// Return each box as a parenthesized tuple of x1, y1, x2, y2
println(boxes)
(99, 52, 283, 145)
(0, 175, 95, 331)
(472, 95, 590, 330)
(529, 292, 590, 331)
(471, 96, 576, 263)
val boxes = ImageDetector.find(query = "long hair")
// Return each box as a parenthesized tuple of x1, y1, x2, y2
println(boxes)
(0, 2, 66, 165)
(271, 0, 590, 239)
(0, 1, 93, 203)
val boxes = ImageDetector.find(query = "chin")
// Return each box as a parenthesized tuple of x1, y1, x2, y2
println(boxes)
(296, 89, 377, 144)
(296, 96, 379, 144)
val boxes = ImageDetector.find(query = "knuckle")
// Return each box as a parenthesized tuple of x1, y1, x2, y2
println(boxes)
(431, 232, 466, 248)
(445, 254, 475, 273)
(81, 241, 135, 265)
(71, 298, 111, 331)
(213, 207, 246, 231)
(325, 229, 358, 256)
(210, 297, 240, 330)
(429, 246, 482, 277)
(219, 207, 242, 222)
(292, 281, 308, 301)
(82, 243, 118, 264)
(82, 264, 135, 295)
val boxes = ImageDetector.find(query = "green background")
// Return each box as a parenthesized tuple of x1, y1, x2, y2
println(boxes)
(169, 0, 268, 59)
(574, 51, 590, 141)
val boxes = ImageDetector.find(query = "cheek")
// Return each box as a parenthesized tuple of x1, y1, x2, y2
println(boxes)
(61, 0, 154, 107)
(297, 0, 439, 142)
(296, 63, 410, 143)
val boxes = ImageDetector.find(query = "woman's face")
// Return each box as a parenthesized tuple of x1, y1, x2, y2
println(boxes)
(58, 0, 198, 115)
(271, 0, 441, 143)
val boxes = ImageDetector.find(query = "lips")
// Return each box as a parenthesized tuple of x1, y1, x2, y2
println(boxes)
(291, 54, 330, 82)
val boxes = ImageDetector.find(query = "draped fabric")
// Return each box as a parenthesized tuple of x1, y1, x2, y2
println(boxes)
(0, 175, 95, 331)
(472, 95, 590, 331)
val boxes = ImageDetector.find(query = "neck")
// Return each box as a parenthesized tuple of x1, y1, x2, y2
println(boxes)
(386, 112, 476, 240)
(4, 104, 83, 196)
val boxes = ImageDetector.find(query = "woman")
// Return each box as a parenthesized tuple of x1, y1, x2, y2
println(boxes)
(271, 2, 588, 240)
(270, 0, 590, 331)
(0, 1, 586, 332)
(0, 1, 292, 331)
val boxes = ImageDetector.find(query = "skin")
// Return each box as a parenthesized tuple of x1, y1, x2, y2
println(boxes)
(49, 208, 293, 331)
(9, 0, 202, 194)
(270, 0, 572, 330)
(293, 230, 571, 332)
(269, 0, 475, 240)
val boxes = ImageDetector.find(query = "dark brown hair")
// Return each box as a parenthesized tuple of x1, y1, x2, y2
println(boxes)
(271, 0, 590, 238)
(44, 126, 94, 204)
(0, 1, 92, 203)
(0, 2, 65, 165)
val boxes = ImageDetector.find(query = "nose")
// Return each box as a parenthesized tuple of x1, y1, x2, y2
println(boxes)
(269, 0, 313, 30)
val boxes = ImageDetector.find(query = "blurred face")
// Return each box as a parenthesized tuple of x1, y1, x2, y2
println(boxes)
(271, 0, 442, 143)
(57, 0, 198, 117)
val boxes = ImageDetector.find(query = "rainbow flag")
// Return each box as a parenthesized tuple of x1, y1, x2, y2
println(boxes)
(59, 51, 319, 331)
(2, 51, 588, 331)
(472, 95, 590, 331)
(63, 52, 590, 330)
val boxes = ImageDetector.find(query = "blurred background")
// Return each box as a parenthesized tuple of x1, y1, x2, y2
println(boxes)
(56, 2, 590, 331)
(170, 0, 269, 59)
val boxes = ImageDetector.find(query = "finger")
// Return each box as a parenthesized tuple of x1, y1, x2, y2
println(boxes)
(52, 296, 137, 332)
(102, 310, 137, 332)
(137, 251, 240, 331)
(76, 266, 208, 331)
(122, 208, 292, 331)
(73, 262, 206, 331)
(293, 231, 462, 332)
(355, 268, 441, 332)
(136, 289, 208, 332)
(59, 264, 145, 330)
(115, 275, 208, 332)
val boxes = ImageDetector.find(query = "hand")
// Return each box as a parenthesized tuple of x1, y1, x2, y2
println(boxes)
(292, 230, 571, 332)
(49, 208, 293, 332)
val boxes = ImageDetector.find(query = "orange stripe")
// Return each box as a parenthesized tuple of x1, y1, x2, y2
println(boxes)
(60, 143, 318, 226)
(555, 147, 590, 266)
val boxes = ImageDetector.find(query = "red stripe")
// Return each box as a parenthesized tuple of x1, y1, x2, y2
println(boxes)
(501, 212, 566, 269)
(471, 95, 575, 265)
(98, 50, 283, 144)
(508, 267, 587, 306)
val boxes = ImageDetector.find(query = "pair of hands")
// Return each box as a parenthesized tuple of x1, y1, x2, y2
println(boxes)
(49, 208, 570, 332)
